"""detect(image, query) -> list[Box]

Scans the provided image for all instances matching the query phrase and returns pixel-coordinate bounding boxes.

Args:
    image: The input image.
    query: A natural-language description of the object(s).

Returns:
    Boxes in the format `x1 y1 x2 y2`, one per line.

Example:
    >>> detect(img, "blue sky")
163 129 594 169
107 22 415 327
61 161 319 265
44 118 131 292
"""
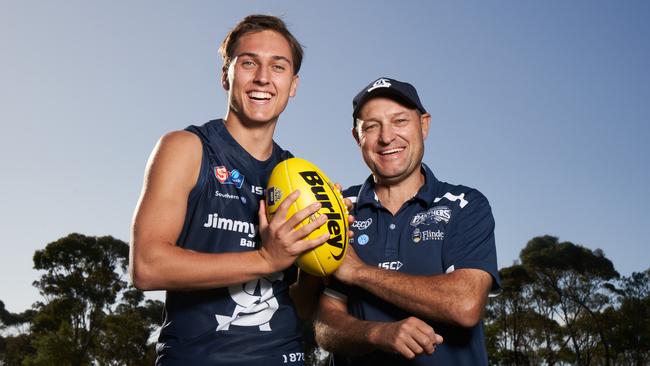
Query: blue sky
1 1 649 312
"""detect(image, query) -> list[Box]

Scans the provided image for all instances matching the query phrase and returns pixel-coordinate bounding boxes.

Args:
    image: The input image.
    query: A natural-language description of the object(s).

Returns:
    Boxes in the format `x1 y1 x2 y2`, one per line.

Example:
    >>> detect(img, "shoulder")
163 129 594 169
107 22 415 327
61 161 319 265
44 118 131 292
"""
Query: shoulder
342 185 363 200
272 141 293 160
433 181 494 233
154 130 202 162
160 129 201 146
145 130 203 187
433 179 490 211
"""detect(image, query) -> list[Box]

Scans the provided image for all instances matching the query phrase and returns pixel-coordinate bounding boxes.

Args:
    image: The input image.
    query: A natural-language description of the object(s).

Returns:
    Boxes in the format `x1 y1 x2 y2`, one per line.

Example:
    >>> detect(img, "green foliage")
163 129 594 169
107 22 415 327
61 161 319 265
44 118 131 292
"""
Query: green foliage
0 333 36 366
486 235 650 366
0 233 162 365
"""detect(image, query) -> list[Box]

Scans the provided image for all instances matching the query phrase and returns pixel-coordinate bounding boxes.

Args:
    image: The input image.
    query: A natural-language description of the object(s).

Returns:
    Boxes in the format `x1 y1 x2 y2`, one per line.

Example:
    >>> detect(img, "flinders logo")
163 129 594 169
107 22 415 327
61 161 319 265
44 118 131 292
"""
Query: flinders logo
412 228 445 243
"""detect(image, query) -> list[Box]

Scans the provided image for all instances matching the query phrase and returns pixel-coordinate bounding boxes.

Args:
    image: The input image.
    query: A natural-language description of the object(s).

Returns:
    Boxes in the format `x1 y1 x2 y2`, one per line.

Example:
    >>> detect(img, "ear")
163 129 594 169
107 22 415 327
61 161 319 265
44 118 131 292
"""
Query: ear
289 74 299 97
221 65 230 91
352 126 361 146
420 113 431 139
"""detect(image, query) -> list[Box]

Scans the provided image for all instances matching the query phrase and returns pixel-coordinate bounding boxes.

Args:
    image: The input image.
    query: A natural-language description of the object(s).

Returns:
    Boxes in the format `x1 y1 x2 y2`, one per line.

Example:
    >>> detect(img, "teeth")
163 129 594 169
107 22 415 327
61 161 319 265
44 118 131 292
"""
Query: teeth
248 91 271 99
380 148 403 155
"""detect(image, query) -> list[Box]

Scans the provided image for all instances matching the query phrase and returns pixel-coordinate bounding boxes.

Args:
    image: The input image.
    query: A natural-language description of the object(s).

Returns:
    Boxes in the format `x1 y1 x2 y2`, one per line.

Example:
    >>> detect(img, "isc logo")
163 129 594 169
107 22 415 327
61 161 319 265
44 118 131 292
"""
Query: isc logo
251 185 264 196
378 261 403 271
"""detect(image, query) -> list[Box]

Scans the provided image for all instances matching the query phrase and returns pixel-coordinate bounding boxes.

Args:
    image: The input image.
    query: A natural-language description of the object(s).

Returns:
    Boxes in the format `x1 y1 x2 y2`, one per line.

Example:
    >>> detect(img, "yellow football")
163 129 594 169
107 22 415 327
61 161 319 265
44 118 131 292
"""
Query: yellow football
266 157 349 277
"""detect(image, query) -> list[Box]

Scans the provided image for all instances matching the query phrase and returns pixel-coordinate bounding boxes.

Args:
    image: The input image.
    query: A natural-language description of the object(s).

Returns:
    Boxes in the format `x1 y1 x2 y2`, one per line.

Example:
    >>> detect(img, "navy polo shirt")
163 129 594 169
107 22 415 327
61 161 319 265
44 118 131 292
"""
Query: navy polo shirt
327 164 500 366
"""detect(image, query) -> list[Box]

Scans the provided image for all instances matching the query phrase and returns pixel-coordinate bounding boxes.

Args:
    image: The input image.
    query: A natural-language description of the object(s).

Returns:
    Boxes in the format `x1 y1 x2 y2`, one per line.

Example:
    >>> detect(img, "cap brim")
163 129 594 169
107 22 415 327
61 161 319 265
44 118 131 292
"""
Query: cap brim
353 88 420 119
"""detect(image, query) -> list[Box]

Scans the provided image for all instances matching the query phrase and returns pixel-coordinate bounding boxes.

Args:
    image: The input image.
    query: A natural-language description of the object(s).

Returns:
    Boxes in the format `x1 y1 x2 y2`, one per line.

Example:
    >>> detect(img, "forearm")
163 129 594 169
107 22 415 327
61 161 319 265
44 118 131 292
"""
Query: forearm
289 271 323 320
351 266 490 327
131 239 275 291
315 305 383 356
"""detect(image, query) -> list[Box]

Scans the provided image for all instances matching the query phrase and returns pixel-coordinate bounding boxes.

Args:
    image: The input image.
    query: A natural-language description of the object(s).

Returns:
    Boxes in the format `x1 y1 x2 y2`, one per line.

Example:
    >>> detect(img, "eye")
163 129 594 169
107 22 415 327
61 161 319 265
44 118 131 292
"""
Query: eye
241 60 256 69
394 118 409 126
271 64 286 72
362 123 379 133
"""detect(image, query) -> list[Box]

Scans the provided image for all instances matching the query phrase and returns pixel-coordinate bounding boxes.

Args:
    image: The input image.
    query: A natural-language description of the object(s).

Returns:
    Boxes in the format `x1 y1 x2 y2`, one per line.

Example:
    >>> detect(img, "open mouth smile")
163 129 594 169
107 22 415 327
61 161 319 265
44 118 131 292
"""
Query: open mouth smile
379 148 405 156
247 91 272 101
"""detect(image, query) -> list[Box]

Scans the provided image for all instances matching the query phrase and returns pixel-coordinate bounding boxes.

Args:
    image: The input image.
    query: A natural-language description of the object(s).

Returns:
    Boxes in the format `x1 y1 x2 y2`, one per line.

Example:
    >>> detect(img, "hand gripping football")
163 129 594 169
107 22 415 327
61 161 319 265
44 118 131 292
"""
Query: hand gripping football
266 158 349 276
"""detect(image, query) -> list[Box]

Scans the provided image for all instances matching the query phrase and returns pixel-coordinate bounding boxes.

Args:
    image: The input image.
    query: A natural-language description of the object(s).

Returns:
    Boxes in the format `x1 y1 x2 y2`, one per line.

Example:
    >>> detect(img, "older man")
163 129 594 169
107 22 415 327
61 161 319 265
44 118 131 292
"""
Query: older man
315 77 501 365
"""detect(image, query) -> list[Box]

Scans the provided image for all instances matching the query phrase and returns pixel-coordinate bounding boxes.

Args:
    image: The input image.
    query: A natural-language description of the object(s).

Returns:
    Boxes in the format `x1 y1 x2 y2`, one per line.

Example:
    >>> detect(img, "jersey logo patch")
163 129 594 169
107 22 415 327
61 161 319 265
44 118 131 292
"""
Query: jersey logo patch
214 166 245 189
203 213 256 238
351 218 372 230
378 261 403 271
357 234 370 245
412 228 444 243
410 206 451 226
215 272 283 332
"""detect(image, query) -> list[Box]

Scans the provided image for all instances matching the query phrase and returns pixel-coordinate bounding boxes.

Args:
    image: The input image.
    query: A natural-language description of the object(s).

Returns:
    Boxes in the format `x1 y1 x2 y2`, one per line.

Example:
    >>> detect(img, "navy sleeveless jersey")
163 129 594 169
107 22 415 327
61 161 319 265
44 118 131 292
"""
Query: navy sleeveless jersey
156 119 305 366
328 164 500 366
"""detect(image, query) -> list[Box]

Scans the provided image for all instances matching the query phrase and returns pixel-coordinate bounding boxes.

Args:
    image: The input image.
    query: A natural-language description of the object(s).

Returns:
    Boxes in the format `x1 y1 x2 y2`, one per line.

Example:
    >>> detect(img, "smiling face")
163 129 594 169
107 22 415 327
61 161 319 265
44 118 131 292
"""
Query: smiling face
354 97 430 186
222 30 299 126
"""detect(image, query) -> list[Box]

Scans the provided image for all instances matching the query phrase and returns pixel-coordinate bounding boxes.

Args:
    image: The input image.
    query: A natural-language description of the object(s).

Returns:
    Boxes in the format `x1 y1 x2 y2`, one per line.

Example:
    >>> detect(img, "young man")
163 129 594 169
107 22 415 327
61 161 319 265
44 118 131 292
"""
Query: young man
130 15 327 365
315 77 501 365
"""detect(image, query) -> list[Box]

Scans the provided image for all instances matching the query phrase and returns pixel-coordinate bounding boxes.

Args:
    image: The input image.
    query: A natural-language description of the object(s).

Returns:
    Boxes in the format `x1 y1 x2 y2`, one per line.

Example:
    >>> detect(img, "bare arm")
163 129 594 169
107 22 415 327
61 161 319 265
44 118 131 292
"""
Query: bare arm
130 131 328 290
314 293 443 359
333 247 493 327
289 270 323 320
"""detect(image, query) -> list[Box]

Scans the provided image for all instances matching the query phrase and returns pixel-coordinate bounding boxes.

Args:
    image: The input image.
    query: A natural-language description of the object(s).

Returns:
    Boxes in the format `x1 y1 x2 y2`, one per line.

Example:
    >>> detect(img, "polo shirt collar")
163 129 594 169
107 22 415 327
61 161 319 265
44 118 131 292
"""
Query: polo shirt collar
355 163 440 208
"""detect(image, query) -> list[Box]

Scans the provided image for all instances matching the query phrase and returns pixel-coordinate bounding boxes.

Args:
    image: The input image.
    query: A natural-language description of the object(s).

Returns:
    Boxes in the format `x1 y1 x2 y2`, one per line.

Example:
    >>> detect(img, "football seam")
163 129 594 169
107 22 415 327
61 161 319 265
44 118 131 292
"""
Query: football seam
284 160 322 276
332 187 349 260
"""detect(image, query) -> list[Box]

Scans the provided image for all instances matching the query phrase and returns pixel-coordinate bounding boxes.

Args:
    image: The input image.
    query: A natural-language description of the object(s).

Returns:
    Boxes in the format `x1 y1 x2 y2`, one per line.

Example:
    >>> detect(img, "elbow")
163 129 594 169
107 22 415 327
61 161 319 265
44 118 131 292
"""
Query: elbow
130 264 155 291
129 245 160 291
130 260 156 291
313 320 334 352
452 298 485 328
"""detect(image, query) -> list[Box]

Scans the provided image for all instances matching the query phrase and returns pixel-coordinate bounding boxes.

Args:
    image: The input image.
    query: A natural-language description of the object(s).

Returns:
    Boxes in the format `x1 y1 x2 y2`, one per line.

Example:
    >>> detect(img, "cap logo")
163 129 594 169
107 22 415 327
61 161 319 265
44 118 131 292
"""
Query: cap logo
367 78 391 92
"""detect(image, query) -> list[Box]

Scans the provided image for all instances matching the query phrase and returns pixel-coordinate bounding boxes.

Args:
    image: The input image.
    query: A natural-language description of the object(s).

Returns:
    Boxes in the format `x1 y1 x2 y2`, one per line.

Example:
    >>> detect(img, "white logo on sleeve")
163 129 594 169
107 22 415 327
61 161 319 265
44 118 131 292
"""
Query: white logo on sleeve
433 192 468 208
215 272 283 332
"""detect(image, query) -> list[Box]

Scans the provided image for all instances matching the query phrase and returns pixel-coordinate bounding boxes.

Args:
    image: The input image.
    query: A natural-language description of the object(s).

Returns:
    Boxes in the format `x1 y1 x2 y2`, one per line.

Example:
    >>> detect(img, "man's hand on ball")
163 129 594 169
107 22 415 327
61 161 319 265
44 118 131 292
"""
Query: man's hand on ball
333 182 355 213
333 182 355 239
257 190 329 272
332 244 365 284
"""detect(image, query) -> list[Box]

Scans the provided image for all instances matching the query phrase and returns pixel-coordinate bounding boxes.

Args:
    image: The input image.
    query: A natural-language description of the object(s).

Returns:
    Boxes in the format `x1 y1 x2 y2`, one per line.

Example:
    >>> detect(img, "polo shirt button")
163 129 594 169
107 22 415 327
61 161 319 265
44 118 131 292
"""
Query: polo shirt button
389 224 396 230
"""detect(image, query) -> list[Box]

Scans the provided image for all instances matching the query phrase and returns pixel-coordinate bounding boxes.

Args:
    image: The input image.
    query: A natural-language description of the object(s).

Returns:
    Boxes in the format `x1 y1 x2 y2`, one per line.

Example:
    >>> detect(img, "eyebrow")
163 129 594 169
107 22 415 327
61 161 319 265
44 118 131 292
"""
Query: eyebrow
361 111 410 123
236 52 292 65
390 111 410 118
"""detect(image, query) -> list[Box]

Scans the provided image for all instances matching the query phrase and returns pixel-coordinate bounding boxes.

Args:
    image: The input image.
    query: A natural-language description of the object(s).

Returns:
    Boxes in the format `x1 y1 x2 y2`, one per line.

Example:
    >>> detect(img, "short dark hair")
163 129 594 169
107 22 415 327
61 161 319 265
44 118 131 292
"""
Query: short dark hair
219 14 304 75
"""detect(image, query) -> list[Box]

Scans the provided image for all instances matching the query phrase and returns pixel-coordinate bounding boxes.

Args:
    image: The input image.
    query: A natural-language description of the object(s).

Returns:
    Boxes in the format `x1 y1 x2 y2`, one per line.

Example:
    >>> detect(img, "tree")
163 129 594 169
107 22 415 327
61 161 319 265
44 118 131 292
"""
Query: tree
519 236 619 366
486 235 627 365
486 264 570 365
1 300 38 365
607 269 650 365
1 233 162 365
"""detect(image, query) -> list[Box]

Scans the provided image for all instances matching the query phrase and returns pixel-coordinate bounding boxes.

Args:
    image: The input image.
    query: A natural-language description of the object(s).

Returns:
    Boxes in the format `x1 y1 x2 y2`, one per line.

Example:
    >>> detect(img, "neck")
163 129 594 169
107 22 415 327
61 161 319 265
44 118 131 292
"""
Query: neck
223 112 277 161
374 166 424 215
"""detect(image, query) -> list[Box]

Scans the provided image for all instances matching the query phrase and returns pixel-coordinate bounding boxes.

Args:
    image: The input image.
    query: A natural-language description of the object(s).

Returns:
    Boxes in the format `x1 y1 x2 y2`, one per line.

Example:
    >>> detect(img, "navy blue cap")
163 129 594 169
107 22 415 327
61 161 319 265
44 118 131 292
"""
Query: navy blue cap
352 77 427 126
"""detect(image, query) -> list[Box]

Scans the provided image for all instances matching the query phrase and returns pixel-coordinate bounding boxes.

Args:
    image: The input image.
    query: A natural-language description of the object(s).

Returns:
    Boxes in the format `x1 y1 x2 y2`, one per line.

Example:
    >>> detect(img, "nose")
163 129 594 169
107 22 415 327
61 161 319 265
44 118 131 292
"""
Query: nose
254 65 269 85
379 124 396 145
